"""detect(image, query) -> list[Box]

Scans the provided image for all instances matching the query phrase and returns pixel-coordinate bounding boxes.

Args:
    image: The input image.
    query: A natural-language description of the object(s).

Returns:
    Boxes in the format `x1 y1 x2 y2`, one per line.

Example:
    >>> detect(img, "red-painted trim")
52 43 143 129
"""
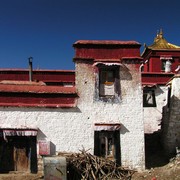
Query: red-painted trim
73 40 140 46
121 56 143 60
0 69 75 83
0 103 76 108
94 123 121 126
141 72 174 75
0 69 75 72
0 128 37 130
94 59 120 62
74 48 140 60
141 72 174 85
0 84 76 94
0 92 77 108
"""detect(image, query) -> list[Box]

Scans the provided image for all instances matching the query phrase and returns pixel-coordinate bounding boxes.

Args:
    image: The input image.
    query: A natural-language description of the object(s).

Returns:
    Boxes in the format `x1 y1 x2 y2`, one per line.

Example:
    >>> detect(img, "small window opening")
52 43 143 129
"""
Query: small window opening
161 59 173 72
143 89 156 107
167 87 171 109
161 60 166 71
99 70 115 97
99 66 120 99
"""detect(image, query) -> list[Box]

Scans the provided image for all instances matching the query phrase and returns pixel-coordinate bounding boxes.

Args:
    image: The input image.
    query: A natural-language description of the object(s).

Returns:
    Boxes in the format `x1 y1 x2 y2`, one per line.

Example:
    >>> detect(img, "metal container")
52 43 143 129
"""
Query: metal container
43 156 67 180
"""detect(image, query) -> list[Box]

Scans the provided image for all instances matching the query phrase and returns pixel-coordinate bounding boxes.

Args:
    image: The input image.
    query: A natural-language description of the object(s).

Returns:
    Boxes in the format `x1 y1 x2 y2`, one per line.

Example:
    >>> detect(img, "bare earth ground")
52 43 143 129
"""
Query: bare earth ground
132 157 180 180
0 157 179 180
0 172 43 180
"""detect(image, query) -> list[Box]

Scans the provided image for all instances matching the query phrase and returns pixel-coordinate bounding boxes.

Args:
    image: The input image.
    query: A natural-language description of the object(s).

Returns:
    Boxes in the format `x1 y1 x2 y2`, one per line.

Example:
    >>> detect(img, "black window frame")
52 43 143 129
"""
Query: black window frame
143 88 156 107
161 60 166 71
97 65 120 102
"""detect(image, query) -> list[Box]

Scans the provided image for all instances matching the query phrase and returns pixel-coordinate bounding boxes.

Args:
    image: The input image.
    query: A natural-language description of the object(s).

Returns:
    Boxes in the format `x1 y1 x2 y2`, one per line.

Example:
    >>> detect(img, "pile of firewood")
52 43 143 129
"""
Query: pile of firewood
63 149 135 180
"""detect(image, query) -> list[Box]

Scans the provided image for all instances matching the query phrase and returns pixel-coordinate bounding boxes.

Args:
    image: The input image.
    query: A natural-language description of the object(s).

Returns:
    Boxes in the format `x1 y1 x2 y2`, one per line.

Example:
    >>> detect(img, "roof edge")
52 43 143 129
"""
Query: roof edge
73 40 141 47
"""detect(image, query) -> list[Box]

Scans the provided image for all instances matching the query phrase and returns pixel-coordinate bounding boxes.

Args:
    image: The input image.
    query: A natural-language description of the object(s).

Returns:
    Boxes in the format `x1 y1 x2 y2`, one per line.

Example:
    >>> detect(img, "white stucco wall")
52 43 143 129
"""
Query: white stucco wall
75 62 145 170
143 86 168 133
0 62 145 170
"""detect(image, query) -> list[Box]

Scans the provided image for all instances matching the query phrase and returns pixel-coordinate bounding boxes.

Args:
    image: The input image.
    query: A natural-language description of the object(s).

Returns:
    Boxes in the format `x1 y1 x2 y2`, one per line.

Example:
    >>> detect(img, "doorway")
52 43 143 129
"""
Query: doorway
0 136 37 173
94 130 121 164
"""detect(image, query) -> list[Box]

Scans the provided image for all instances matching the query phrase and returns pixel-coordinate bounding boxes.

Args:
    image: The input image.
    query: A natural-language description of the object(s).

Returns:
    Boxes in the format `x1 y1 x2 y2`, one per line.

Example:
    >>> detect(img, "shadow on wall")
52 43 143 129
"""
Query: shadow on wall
38 129 56 155
120 66 132 81
155 86 164 96
120 124 130 135
161 95 180 156
145 131 169 169
38 129 47 140
50 141 56 155
1 107 82 113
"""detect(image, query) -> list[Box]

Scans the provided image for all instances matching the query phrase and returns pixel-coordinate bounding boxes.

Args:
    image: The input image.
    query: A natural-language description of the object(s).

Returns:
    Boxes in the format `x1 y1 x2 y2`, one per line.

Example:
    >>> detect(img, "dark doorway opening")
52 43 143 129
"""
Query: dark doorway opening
94 130 121 165
145 132 168 169
0 136 37 173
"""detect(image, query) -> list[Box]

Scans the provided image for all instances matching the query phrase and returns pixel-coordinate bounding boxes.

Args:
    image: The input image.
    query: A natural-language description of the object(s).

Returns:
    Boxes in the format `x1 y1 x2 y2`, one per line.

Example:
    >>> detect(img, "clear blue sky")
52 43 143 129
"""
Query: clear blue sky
0 0 180 70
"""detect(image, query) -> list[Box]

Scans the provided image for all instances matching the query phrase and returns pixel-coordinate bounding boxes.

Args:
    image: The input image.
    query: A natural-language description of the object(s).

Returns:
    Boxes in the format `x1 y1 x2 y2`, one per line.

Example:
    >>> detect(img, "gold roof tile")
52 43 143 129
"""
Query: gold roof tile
148 29 180 49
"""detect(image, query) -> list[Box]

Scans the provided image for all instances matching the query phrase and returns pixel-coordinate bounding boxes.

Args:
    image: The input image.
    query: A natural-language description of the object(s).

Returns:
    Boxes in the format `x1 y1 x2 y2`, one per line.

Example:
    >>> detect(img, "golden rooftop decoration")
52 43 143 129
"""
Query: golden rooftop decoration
148 29 180 49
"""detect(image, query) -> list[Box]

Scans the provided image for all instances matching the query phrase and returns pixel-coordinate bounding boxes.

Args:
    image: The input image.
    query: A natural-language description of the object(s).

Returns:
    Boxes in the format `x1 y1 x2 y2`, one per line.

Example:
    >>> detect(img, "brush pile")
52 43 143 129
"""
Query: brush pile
61 149 135 180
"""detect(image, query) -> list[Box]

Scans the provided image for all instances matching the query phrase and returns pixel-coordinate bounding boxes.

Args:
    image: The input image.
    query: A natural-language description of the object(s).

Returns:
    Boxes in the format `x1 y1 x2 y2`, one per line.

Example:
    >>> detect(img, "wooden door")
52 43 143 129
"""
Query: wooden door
14 147 29 171
0 136 37 173
14 137 29 172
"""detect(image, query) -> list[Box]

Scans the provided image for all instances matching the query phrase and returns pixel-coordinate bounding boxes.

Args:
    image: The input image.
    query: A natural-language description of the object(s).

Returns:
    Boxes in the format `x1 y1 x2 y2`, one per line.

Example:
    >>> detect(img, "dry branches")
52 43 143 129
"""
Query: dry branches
64 149 135 180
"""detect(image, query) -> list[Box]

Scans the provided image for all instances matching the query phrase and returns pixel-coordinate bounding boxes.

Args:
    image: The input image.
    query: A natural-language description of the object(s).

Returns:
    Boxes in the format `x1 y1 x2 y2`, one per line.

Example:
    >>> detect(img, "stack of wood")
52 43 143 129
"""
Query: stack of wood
62 149 135 180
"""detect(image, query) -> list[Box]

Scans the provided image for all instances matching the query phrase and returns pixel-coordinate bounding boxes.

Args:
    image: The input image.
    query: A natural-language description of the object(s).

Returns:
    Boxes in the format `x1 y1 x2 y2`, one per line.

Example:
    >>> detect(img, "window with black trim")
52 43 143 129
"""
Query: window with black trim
99 66 120 99
143 89 156 107
94 131 120 163
161 60 166 71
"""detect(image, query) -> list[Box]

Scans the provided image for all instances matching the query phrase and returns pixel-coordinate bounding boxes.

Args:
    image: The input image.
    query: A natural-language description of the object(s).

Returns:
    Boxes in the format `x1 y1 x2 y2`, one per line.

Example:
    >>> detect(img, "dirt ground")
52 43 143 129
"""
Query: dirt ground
0 158 179 180
132 156 180 180
0 171 43 180
0 157 179 180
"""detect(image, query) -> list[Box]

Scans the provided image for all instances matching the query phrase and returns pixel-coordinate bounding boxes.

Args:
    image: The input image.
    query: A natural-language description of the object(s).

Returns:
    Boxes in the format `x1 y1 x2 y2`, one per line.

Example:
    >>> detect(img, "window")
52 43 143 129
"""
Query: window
143 89 156 107
161 60 172 72
160 56 173 72
99 132 114 158
98 66 120 99
167 87 171 109
99 69 115 97
94 131 120 163
161 60 166 71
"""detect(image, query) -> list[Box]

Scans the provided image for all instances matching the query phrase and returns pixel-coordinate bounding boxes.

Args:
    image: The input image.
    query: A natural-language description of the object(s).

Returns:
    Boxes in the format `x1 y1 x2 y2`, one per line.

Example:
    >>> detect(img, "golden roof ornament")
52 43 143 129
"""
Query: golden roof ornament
149 29 180 49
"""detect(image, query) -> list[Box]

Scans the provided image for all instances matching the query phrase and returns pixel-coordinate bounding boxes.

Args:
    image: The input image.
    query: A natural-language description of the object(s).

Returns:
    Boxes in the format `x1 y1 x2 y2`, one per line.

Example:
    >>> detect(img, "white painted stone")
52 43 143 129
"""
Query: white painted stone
143 86 167 133
0 62 145 170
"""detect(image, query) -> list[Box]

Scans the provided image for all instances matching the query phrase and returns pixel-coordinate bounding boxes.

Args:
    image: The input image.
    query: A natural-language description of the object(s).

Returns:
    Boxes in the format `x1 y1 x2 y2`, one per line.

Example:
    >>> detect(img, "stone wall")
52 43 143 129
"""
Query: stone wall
75 61 145 169
0 62 145 170
163 75 180 155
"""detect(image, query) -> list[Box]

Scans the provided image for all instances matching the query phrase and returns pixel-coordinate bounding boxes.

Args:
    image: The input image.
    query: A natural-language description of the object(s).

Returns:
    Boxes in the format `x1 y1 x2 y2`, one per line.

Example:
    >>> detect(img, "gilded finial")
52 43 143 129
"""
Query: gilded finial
157 30 159 37
160 28 163 35
154 28 163 42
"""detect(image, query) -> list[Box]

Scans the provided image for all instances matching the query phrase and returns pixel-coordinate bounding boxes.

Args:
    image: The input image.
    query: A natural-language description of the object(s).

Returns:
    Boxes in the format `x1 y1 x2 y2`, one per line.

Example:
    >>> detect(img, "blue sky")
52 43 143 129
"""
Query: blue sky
0 0 180 70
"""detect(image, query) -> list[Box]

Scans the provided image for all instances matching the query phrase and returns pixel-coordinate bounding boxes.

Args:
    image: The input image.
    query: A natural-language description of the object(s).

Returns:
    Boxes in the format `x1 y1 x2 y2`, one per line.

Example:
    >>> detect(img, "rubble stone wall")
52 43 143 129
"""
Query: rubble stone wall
163 76 180 155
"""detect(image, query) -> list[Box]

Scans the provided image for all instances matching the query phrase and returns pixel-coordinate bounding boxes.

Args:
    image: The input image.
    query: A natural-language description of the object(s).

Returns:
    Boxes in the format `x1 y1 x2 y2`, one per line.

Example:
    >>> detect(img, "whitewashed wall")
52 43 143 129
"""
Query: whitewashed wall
0 62 145 170
75 62 145 170
143 86 167 133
